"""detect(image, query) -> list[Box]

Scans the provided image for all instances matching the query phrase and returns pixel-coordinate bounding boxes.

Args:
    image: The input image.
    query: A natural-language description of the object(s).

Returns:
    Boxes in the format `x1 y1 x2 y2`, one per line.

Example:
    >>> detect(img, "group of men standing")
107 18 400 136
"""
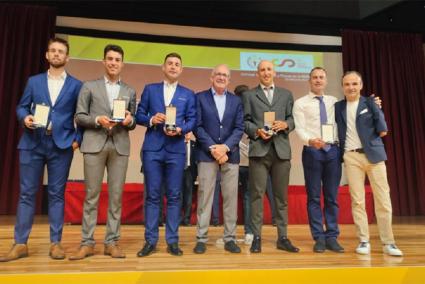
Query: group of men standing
0 37 402 262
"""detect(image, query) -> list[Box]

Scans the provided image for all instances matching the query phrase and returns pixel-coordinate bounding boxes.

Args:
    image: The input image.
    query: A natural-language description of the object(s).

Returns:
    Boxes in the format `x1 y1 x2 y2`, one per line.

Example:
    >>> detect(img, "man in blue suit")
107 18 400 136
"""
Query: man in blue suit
0 38 82 262
335 71 403 257
136 53 196 257
192 64 244 254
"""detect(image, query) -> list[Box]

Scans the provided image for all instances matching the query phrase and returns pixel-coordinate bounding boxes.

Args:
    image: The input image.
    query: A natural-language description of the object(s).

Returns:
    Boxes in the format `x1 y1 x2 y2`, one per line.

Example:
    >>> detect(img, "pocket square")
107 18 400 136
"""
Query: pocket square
359 108 368 115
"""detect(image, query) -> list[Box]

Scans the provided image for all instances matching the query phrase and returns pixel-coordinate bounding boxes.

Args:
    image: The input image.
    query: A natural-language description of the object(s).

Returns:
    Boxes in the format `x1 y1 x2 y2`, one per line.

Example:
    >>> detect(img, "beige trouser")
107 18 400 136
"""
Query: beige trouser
343 151 395 244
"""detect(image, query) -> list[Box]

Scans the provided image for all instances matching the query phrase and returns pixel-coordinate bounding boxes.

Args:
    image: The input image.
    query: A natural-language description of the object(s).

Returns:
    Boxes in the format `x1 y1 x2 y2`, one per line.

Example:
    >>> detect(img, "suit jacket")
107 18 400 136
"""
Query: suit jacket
75 78 137 155
335 96 388 163
242 85 295 159
136 82 196 154
16 72 82 150
194 89 244 164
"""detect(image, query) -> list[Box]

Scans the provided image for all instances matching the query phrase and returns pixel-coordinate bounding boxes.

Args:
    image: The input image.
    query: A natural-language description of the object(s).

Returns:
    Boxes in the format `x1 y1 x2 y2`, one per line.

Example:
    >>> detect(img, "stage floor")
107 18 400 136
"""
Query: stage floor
0 216 424 283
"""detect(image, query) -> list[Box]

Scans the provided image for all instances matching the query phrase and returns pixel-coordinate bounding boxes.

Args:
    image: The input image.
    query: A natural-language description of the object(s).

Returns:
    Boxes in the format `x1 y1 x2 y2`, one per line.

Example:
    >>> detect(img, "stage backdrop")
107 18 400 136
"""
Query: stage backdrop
61 35 344 185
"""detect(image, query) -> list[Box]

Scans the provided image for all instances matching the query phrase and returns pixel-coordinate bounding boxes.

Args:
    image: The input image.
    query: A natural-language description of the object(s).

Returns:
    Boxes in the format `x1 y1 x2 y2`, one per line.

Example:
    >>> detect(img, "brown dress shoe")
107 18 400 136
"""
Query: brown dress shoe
0 244 28 262
49 243 66 260
68 245 94 260
104 244 126 258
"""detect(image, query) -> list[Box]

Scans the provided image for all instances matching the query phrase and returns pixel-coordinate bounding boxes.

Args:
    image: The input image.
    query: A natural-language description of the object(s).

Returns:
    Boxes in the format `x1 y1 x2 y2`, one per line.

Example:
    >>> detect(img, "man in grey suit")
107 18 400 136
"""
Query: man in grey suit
69 44 136 260
242 60 299 253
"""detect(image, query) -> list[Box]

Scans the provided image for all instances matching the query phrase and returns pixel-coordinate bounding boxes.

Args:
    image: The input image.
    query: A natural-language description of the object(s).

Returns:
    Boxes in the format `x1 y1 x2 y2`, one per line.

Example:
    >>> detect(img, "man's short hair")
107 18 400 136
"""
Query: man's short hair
104 44 124 60
48 37 70 55
309 67 327 78
342 70 363 83
164 52 182 64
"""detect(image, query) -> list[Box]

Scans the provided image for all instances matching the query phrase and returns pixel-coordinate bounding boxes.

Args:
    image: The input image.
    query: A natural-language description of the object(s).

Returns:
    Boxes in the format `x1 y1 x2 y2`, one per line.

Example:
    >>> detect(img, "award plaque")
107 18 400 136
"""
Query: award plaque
263 111 275 136
33 104 50 128
321 124 335 144
111 99 126 122
165 105 177 132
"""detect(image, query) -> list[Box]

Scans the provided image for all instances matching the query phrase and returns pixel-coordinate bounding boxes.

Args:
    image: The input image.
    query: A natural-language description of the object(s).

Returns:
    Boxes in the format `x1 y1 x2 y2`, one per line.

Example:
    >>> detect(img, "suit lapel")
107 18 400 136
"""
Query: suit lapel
356 96 367 121
97 78 112 113
221 91 232 123
205 89 221 122
53 75 71 106
341 100 347 125
271 87 281 107
42 73 53 106
254 85 270 106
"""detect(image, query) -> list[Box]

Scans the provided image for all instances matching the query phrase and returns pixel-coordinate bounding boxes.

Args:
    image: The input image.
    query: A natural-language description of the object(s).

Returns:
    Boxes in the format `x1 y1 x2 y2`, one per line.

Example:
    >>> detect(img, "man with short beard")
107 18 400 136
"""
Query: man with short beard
0 38 82 262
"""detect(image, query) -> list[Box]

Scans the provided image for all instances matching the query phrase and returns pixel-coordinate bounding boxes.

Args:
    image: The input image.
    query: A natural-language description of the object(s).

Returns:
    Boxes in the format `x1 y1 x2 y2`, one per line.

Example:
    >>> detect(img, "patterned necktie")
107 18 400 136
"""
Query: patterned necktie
315 96 330 152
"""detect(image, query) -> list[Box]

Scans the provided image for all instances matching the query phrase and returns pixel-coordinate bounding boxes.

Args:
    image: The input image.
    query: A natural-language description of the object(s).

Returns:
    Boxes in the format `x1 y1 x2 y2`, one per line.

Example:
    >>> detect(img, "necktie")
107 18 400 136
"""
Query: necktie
265 87 273 104
315 96 330 152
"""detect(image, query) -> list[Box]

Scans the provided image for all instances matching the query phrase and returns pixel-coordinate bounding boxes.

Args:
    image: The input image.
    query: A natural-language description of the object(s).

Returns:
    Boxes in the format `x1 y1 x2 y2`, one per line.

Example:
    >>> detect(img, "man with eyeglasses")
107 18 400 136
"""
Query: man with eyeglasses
192 64 244 254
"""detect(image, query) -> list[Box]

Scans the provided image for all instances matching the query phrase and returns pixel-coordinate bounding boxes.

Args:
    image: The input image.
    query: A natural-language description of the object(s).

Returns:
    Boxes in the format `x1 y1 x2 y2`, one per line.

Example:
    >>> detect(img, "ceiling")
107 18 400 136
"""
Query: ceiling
15 1 425 40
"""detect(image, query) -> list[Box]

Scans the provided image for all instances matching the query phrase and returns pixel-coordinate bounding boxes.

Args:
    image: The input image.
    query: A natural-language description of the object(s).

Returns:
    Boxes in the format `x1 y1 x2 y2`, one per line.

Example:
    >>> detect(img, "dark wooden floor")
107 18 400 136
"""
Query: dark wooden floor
0 216 424 274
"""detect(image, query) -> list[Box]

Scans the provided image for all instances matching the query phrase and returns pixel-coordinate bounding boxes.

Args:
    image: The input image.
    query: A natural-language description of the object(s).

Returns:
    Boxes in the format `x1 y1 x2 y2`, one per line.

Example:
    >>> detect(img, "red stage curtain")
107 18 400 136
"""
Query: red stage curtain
342 29 425 215
0 4 56 214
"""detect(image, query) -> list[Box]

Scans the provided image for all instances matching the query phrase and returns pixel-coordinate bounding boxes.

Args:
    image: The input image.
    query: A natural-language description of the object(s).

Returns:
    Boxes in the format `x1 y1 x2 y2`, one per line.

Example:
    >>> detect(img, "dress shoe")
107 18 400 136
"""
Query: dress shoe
224 240 241 253
104 244 126 258
137 242 157 257
167 243 183 256
193 242 206 254
68 245 94 260
276 237 300 253
0 244 28 262
250 236 261 253
325 238 344 253
313 239 326 253
49 243 65 260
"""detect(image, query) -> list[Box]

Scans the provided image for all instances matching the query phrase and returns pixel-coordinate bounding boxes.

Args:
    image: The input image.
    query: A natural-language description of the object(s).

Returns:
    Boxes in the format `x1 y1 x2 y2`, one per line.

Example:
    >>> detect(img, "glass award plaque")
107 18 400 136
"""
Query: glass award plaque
33 104 50 128
165 105 177 132
111 99 126 122
321 124 335 144
263 111 275 136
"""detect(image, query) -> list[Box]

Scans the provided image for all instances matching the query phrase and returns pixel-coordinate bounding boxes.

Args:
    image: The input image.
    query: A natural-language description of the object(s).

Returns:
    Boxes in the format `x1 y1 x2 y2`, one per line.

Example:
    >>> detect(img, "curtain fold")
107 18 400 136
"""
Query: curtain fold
0 3 56 214
342 29 425 215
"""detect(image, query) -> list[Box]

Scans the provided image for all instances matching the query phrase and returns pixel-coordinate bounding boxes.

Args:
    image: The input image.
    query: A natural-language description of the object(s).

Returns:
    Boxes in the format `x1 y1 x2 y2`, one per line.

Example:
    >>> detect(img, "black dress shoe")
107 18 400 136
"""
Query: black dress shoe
224 240 241 253
276 237 300 253
193 242 206 254
326 238 344 253
250 236 261 253
313 239 326 253
137 242 156 257
167 243 183 256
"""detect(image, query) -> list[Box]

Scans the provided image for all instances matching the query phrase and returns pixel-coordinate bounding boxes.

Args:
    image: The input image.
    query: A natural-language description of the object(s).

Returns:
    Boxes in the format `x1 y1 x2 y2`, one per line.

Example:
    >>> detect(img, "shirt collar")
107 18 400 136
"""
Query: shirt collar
164 80 178 88
308 91 325 99
104 76 121 85
47 70 67 80
260 83 274 91
211 87 227 96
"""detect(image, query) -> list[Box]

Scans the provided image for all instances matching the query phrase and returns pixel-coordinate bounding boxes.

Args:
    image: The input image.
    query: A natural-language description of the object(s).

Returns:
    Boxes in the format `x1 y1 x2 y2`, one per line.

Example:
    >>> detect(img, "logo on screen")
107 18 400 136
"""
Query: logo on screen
240 52 314 73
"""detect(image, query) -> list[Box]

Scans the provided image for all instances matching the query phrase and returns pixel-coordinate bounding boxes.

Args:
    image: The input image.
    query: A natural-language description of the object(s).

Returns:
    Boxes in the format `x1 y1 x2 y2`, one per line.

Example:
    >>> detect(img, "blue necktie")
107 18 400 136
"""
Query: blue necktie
315 96 330 152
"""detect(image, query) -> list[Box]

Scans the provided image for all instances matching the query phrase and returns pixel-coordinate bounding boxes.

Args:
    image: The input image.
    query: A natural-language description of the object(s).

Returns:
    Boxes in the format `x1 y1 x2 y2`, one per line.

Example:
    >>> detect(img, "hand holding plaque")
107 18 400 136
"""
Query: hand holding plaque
263 111 275 136
165 105 177 133
33 104 50 128
111 99 126 122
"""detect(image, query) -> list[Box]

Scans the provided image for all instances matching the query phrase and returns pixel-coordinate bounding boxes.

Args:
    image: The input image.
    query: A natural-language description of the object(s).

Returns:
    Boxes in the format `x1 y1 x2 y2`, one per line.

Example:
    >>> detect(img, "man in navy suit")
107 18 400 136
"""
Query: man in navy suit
335 71 403 257
192 64 244 254
136 53 196 257
0 38 82 262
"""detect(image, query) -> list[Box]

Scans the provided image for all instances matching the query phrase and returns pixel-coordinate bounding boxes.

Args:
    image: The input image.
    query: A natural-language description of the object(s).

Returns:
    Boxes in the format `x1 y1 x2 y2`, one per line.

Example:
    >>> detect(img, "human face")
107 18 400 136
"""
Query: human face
103 50 124 80
256 60 275 87
210 65 230 94
309 69 327 95
45 42 69 69
162 56 183 83
342 73 363 102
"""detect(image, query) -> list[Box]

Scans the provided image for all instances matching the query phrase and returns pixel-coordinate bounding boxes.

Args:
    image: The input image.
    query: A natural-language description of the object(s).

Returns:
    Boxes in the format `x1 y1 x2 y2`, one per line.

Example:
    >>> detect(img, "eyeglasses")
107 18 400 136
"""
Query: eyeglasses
214 72 229 78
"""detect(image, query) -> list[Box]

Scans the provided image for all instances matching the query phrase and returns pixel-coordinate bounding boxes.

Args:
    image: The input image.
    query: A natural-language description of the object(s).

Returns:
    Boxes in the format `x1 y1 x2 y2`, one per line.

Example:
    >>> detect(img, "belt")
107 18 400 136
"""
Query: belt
45 129 52 136
348 148 364 153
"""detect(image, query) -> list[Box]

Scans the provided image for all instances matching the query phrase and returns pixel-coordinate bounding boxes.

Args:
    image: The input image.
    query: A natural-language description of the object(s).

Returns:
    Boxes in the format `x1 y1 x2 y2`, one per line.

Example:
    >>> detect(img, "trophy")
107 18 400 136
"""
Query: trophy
263 111 275 136
165 105 177 132
111 99 126 122
321 124 335 144
33 104 50 128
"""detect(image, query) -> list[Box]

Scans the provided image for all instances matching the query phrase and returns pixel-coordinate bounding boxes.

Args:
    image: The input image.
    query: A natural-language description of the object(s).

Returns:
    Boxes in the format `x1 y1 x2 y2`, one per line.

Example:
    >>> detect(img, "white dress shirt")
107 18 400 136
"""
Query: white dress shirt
164 80 177 106
293 91 337 145
47 70 66 106
104 76 121 110
345 100 363 151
